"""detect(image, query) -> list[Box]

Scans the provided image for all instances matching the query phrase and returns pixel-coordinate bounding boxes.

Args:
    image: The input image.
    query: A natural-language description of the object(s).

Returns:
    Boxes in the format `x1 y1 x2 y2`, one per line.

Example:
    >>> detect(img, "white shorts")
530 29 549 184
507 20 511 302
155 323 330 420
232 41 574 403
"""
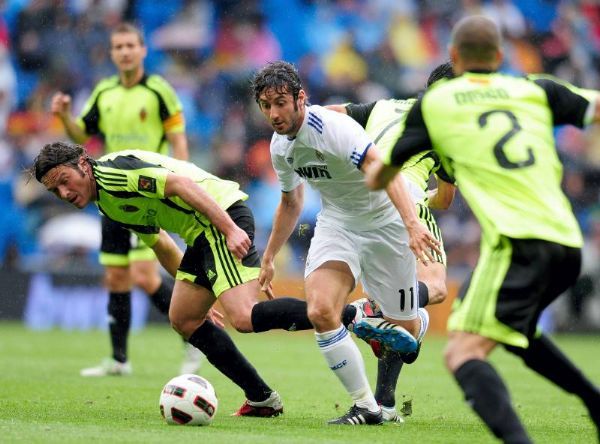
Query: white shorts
305 218 418 320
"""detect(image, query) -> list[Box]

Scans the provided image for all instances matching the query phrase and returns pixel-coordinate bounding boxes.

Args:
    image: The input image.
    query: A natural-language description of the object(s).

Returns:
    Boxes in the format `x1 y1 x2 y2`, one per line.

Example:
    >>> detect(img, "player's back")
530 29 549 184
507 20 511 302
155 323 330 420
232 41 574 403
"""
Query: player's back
94 150 246 245
99 149 216 182
421 73 582 247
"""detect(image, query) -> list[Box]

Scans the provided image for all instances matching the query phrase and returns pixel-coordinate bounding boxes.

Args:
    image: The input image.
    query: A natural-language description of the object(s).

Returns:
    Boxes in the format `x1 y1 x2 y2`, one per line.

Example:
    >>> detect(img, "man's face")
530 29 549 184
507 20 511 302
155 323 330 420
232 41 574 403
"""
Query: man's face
110 32 146 74
257 87 305 136
41 163 95 209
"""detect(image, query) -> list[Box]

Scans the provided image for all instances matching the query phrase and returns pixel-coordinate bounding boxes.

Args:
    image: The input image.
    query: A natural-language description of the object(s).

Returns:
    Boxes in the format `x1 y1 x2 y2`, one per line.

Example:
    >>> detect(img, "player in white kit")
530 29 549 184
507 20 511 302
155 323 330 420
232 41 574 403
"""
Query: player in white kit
251 61 434 425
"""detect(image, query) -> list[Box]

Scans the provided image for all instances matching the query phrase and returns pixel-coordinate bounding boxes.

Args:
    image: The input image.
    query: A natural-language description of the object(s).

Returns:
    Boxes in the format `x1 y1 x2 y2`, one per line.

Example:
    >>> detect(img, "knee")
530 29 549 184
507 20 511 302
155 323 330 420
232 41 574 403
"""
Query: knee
444 337 487 372
169 313 186 337
307 303 338 331
169 313 200 339
170 318 185 337
443 341 460 372
104 266 131 292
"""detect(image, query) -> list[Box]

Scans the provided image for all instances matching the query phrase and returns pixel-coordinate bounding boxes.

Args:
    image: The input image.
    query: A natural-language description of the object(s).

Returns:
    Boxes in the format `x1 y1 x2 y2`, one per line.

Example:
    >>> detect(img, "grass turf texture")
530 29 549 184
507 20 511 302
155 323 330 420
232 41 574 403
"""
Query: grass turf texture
0 322 598 443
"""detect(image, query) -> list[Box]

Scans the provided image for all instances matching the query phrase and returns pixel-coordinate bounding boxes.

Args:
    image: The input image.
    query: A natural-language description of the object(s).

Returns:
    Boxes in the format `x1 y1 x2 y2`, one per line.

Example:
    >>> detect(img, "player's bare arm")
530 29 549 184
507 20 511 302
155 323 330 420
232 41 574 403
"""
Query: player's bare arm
166 131 189 161
387 174 441 263
365 158 400 191
150 229 184 277
50 92 89 144
164 173 250 260
427 179 456 210
259 184 305 294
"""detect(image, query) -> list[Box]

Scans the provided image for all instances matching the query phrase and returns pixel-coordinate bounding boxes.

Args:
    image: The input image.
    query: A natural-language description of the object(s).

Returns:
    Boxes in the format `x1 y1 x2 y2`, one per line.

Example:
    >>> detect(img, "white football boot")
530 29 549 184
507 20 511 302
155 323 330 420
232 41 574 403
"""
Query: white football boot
381 405 405 423
80 358 132 377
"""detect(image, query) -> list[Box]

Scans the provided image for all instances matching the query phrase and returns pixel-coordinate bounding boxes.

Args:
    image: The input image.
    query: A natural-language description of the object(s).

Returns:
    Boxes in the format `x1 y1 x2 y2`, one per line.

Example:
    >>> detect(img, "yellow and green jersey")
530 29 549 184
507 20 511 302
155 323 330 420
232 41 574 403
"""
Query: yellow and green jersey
78 74 185 155
527 73 600 103
93 150 247 246
346 99 454 206
388 72 591 247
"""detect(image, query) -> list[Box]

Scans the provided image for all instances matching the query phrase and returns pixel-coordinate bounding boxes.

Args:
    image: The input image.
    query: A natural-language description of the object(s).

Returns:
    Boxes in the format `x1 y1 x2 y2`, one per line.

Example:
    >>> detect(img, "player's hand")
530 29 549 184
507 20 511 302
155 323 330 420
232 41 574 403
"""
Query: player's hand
50 92 72 119
259 257 275 297
263 282 274 300
207 307 225 329
225 226 250 260
407 221 441 265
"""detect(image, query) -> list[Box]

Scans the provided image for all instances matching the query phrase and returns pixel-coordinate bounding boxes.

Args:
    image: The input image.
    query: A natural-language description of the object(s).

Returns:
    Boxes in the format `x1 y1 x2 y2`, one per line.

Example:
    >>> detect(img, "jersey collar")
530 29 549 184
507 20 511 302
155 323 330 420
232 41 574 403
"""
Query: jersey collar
119 73 148 87
292 105 312 141
464 69 494 74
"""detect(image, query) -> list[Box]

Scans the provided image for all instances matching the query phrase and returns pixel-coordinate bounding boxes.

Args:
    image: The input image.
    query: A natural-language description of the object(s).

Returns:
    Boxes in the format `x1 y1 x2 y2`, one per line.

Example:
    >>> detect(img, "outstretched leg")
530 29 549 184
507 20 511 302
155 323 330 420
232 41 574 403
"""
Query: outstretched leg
505 334 600 433
187 320 273 401
170 279 282 416
220 276 362 334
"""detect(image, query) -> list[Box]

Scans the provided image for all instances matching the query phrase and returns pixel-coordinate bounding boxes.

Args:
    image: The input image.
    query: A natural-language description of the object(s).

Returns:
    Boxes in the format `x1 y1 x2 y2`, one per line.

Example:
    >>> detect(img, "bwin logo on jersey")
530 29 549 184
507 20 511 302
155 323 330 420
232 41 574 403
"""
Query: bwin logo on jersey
330 359 348 370
294 165 331 179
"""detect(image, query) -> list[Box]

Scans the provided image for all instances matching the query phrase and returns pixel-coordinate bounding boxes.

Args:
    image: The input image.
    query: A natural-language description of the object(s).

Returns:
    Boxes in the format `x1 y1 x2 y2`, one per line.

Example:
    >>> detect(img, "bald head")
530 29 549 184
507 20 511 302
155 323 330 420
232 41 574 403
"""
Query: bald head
450 15 502 72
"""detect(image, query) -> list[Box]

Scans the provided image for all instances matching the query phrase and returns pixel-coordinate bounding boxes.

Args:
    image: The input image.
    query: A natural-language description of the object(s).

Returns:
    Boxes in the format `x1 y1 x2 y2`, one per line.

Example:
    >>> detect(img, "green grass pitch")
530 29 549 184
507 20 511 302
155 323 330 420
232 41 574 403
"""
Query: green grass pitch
0 322 598 443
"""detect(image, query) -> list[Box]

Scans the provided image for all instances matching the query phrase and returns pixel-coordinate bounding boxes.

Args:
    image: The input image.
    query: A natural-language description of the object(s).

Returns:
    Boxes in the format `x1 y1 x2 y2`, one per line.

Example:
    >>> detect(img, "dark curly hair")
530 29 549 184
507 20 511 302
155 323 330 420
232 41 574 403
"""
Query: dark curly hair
251 61 303 105
30 141 91 182
426 62 454 88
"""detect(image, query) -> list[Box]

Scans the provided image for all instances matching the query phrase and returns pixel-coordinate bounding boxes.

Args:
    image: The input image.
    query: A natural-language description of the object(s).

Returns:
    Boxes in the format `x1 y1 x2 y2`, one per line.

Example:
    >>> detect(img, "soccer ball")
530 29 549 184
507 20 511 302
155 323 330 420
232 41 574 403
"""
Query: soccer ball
159 374 218 426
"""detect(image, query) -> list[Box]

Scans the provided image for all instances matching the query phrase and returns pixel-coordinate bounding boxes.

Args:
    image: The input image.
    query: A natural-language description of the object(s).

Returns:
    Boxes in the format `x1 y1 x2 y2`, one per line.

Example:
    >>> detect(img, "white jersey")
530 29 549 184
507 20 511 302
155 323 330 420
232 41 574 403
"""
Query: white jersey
270 104 400 231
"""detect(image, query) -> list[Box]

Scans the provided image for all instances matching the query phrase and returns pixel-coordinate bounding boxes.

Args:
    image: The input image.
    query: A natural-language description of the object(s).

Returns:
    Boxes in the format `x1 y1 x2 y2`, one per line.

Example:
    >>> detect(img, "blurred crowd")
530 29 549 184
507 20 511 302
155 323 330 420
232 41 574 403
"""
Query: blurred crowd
1 0 600 328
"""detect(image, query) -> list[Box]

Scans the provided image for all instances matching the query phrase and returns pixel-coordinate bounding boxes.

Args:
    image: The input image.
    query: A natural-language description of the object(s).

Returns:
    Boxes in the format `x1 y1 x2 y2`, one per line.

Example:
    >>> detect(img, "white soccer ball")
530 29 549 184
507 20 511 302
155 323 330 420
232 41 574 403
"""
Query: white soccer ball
159 374 218 426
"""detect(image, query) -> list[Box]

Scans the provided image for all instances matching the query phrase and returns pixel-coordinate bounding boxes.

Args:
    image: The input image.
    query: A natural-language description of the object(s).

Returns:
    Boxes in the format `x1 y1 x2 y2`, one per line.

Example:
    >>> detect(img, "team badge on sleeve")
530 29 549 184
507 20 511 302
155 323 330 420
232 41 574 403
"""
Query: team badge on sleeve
138 175 157 193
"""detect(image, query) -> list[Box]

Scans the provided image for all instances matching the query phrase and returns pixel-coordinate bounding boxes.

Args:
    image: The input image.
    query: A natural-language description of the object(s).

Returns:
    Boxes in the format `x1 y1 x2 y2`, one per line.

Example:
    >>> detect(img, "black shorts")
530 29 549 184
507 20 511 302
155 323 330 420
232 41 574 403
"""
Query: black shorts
449 237 581 347
99 216 155 266
176 201 261 296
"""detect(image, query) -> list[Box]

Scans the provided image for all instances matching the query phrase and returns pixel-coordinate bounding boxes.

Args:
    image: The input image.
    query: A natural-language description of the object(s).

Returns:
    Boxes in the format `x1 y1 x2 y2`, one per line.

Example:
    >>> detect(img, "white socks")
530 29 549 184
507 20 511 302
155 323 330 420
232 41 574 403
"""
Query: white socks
315 324 378 412
416 308 429 342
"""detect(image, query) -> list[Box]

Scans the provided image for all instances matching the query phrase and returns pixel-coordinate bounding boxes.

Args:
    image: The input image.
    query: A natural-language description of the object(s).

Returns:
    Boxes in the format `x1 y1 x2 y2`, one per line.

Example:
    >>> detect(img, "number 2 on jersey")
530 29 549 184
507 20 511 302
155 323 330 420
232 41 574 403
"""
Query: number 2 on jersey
478 110 535 169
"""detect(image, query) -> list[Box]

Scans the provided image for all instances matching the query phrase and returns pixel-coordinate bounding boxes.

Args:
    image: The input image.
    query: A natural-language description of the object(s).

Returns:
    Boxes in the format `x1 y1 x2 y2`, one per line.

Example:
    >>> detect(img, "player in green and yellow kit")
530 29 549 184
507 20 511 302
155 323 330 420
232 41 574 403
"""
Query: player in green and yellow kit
31 141 368 417
50 23 194 376
367 16 600 443
32 142 289 416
